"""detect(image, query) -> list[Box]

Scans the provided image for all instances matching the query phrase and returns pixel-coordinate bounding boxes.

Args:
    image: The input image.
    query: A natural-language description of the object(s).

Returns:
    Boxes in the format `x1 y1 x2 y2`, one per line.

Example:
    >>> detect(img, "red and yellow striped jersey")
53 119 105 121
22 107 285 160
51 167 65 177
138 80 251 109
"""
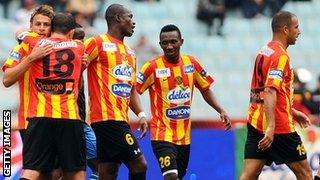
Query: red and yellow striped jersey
84 34 136 123
1 32 39 129
136 55 214 145
26 37 84 120
248 41 295 134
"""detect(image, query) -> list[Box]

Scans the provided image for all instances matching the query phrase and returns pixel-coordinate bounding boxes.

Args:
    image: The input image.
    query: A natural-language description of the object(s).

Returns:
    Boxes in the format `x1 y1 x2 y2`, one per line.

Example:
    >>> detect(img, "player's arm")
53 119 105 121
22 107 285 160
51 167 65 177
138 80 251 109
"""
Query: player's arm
129 86 149 139
200 89 231 131
3 42 53 87
292 108 311 128
84 36 99 65
258 87 276 151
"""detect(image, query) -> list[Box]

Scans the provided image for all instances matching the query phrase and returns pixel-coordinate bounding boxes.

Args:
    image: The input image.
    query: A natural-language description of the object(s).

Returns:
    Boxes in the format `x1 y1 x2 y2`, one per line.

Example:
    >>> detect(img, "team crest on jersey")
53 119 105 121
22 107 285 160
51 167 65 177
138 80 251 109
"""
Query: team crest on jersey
156 68 170 78
184 65 195 74
113 64 133 81
102 42 117 52
166 86 191 104
137 72 145 84
166 105 191 120
10 51 21 61
111 83 132 98
121 53 128 63
175 76 183 85
269 69 283 80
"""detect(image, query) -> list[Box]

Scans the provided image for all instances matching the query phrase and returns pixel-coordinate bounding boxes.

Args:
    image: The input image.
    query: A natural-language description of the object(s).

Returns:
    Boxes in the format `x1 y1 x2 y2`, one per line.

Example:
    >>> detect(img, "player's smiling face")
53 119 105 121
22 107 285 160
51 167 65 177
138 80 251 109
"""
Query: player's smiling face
159 31 183 62
30 14 51 37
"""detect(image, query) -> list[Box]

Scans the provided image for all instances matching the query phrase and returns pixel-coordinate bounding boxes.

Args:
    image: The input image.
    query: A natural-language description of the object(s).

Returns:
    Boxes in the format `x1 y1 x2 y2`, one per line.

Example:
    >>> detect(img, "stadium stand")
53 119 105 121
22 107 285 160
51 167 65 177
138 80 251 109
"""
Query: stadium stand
0 0 319 120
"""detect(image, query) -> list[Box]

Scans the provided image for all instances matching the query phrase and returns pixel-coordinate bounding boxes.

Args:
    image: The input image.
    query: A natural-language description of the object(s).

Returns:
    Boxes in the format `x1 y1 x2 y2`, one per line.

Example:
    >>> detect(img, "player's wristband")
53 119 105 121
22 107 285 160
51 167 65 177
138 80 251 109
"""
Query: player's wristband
138 112 147 119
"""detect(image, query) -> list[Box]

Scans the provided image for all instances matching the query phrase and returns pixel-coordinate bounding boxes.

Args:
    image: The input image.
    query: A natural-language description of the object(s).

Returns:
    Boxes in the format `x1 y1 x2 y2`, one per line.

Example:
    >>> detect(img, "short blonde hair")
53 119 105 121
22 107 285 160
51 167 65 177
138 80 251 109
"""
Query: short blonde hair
30 5 54 23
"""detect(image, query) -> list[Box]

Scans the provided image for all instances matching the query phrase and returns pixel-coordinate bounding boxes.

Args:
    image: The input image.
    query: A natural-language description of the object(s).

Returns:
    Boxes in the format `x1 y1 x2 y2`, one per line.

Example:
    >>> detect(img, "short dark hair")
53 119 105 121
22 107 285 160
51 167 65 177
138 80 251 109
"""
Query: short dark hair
73 23 85 40
271 11 296 33
51 13 76 34
105 4 125 27
160 24 182 39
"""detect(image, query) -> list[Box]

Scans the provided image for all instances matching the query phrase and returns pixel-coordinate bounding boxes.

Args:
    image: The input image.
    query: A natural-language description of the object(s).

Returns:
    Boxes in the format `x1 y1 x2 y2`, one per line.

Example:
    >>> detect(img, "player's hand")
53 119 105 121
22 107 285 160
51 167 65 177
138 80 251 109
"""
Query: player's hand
29 42 53 62
137 117 148 139
258 127 274 151
294 111 311 128
81 53 88 72
220 111 231 131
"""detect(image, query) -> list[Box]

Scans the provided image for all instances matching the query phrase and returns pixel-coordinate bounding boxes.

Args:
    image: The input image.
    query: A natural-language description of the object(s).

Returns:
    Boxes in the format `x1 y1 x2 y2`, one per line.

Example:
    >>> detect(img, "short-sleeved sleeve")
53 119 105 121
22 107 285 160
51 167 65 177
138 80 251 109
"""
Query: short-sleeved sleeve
265 54 289 91
193 58 214 92
84 36 99 63
136 61 154 94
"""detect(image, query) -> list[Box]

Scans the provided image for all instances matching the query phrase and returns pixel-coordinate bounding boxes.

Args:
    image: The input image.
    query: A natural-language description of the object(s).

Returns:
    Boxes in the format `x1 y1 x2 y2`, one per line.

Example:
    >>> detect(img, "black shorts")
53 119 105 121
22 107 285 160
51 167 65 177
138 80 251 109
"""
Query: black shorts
23 118 86 172
151 141 190 179
91 121 142 163
244 123 307 165
19 129 27 143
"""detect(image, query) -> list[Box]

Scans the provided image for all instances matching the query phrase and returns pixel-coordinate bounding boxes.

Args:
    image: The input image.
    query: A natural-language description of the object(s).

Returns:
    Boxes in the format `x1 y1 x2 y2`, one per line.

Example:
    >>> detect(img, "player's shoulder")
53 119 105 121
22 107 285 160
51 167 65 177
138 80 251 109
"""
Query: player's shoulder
73 39 84 46
87 34 105 41
181 54 202 65
183 54 197 61
84 34 104 47
141 55 162 70
151 55 165 64
18 31 39 42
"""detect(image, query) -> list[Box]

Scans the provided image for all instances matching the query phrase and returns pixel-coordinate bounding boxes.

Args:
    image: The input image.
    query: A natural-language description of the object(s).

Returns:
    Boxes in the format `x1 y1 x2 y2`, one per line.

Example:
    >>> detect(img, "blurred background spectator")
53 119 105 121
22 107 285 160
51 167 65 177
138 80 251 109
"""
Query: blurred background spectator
0 0 319 178
241 0 288 19
35 0 66 11
196 0 225 36
134 0 161 2
0 0 12 18
65 0 96 26
293 68 318 124
14 0 36 31
311 75 320 125
133 34 160 68
71 10 96 38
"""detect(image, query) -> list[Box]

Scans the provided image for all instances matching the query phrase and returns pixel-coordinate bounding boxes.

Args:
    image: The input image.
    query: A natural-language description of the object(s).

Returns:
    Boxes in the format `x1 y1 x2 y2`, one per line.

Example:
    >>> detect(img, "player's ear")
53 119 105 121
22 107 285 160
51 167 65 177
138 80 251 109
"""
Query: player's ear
283 25 289 35
180 38 184 45
68 29 75 39
115 14 122 22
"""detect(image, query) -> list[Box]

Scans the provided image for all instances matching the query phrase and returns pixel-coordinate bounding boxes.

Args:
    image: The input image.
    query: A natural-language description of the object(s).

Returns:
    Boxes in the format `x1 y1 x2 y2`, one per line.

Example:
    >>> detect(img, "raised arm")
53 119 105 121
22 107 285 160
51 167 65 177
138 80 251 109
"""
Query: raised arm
3 43 52 87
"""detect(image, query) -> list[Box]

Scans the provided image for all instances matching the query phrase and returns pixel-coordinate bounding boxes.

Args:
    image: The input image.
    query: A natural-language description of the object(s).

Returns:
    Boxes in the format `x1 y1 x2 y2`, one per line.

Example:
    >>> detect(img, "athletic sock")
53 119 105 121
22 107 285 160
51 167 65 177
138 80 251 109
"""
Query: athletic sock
129 172 146 180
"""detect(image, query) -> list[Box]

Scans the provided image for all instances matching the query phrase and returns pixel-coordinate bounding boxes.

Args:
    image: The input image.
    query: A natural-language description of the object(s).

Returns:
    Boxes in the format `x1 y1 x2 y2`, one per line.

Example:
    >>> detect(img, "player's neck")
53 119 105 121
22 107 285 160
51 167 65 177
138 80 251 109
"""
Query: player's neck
107 30 124 42
272 35 288 49
50 32 69 39
165 55 180 64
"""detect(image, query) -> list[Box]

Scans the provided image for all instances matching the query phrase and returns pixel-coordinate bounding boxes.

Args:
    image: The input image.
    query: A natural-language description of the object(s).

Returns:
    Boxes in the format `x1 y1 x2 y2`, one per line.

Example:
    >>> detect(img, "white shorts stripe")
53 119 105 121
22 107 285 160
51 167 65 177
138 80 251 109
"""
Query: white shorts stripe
163 169 178 176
